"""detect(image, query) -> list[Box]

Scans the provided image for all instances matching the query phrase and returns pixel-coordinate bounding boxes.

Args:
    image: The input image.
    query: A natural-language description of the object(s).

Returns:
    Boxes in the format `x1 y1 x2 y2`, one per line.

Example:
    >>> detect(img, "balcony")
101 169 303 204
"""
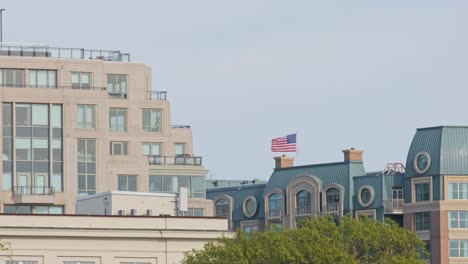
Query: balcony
326 203 340 215
147 155 203 166
12 186 55 204
383 199 404 214
296 206 312 217
0 84 107 90
147 91 167 100
268 209 282 222
0 44 130 62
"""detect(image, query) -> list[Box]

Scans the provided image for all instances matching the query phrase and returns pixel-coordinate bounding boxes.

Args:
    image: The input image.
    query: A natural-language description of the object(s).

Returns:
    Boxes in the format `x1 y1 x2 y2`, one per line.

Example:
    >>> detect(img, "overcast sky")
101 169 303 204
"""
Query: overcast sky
3 1 468 180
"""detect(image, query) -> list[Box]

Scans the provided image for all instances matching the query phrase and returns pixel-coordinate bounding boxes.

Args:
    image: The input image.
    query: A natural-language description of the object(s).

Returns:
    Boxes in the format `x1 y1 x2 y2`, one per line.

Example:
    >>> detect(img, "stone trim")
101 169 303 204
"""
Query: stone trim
213 194 233 230
264 189 284 228
242 196 257 218
411 176 433 203
322 183 345 216
285 175 321 228
357 185 375 208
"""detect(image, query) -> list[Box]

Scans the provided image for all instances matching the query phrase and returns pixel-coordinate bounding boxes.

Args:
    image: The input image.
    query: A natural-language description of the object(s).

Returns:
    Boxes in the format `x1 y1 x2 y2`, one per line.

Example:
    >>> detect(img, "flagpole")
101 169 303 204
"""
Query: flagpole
296 130 299 166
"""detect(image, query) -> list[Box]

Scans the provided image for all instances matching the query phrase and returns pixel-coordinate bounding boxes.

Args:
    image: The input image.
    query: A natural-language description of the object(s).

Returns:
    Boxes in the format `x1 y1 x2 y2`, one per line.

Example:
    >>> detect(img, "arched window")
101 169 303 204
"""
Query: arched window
215 198 230 218
268 193 282 222
326 188 340 214
296 190 311 217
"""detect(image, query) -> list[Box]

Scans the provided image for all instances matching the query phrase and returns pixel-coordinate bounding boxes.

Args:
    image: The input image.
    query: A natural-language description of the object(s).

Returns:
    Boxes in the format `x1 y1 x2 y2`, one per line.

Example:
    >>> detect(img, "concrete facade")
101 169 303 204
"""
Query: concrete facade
0 214 229 264
0 50 209 214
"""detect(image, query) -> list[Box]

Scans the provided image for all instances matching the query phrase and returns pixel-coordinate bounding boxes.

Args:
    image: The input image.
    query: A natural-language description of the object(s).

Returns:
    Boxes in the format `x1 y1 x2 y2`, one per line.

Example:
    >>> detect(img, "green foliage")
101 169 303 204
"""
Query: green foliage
183 215 427 264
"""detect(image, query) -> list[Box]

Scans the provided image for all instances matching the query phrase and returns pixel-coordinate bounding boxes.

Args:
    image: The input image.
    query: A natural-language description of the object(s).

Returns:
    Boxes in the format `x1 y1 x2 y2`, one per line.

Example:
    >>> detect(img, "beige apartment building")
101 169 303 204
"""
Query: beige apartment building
0 45 209 214
0 214 229 264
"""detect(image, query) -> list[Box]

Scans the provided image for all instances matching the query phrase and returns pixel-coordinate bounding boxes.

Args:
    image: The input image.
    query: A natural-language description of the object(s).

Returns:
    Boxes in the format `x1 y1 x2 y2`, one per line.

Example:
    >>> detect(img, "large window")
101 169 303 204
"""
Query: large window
215 198 230 218
449 182 468 200
326 188 340 214
109 108 127 131
296 190 311 217
4 205 63 214
77 105 95 128
415 183 430 201
148 175 204 198
78 139 96 196
175 143 186 155
142 109 162 132
71 72 92 89
29 70 56 88
3 103 13 191
0 69 25 87
118 175 138 191
416 212 430 231
107 74 127 98
449 211 468 229
187 208 205 217
450 240 468 257
268 193 282 222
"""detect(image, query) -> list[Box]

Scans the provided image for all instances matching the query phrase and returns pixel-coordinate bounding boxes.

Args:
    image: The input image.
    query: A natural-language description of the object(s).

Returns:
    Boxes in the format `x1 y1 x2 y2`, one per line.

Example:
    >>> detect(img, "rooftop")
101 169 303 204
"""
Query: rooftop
0 43 130 62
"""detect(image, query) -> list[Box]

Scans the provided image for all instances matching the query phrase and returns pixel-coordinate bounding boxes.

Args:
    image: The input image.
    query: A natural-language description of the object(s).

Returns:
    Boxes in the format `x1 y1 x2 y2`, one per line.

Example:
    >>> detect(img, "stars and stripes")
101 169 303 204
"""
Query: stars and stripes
271 134 297 152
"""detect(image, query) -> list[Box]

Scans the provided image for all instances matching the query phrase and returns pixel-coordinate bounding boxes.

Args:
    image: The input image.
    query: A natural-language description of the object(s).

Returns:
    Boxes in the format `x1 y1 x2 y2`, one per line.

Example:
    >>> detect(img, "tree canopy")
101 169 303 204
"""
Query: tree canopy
183 215 427 264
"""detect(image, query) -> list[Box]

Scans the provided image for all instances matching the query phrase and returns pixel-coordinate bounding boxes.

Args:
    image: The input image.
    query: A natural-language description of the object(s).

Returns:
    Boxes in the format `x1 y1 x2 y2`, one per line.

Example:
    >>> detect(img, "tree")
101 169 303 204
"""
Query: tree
183 215 427 264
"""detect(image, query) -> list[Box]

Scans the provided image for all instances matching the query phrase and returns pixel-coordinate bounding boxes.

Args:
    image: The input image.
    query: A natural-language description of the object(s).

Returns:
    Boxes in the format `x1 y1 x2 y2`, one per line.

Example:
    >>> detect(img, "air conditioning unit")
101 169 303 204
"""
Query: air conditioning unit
117 210 126 216
130 209 138 216
146 209 153 216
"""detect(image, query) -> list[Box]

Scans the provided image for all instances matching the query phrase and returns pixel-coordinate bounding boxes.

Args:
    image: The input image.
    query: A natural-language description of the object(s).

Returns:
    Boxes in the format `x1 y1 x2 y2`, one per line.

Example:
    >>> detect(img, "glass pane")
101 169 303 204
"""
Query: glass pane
128 175 137 191
175 144 185 155
49 206 63 214
87 174 95 193
118 175 127 191
35 206 49 214
2 103 12 126
78 174 86 192
113 143 122 155
32 104 48 126
87 139 96 158
51 105 62 128
16 104 31 126
151 144 160 155
2 173 11 190
143 144 150 156
29 70 37 86
52 173 62 192
191 176 204 193
149 175 162 192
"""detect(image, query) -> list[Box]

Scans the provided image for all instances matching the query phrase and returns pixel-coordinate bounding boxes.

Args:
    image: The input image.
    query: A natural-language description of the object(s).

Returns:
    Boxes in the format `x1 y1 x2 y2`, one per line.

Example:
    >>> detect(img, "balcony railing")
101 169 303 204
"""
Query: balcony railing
296 206 312 217
13 186 55 196
147 155 203 166
268 209 282 222
108 92 127 98
326 203 340 214
0 84 107 90
383 199 404 214
172 125 191 129
0 45 130 61
147 91 167 100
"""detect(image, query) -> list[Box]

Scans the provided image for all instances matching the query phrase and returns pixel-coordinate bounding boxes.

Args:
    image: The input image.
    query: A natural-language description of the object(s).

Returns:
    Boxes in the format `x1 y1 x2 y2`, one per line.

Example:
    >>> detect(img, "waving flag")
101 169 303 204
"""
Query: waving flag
271 134 297 152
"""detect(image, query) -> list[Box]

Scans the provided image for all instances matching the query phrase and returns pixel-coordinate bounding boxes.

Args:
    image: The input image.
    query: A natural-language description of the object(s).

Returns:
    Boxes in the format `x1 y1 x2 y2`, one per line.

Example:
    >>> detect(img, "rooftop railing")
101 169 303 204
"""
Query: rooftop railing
13 186 55 196
0 45 130 62
147 155 203 166
0 84 107 90
147 91 167 100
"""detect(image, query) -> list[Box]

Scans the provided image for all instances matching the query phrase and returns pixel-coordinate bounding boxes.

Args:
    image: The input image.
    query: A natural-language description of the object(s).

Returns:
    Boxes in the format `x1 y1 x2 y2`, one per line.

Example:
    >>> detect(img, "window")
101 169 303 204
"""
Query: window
142 109 162 132
3 173 11 190
268 193 282 222
450 240 468 257
107 74 127 98
110 141 128 155
6 261 38 264
241 221 259 233
149 175 162 192
449 211 468 229
109 108 127 131
149 175 204 198
296 190 311 217
143 143 161 156
78 139 96 196
415 183 430 201
326 188 340 214
243 196 258 218
4 205 63 214
187 208 205 216
416 212 430 231
77 105 95 128
29 69 56 88
118 175 138 191
449 182 468 200
215 198 230 218
72 72 92 89
175 143 185 155
0 69 25 87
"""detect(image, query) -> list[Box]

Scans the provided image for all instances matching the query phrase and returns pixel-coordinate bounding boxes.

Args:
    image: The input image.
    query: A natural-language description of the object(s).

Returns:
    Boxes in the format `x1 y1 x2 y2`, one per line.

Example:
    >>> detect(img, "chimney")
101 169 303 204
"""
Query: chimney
342 148 364 162
274 155 295 169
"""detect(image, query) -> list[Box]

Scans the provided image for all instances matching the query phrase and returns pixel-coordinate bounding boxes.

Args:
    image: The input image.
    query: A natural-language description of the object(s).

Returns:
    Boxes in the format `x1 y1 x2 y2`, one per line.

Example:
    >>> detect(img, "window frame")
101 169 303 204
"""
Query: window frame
71 72 92 89
415 211 431 231
118 175 138 192
142 108 162 132
411 177 432 203
109 108 128 132
110 141 128 155
77 104 96 129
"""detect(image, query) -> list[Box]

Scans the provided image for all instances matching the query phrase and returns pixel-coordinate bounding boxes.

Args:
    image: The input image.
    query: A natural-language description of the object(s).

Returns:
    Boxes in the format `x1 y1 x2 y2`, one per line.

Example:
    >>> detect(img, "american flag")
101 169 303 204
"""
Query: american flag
271 134 297 152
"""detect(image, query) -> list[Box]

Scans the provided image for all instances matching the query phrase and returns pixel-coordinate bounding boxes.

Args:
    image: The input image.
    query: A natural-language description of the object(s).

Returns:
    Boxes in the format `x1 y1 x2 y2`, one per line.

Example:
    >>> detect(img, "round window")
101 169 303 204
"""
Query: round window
243 196 257 218
414 151 431 174
358 186 375 207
